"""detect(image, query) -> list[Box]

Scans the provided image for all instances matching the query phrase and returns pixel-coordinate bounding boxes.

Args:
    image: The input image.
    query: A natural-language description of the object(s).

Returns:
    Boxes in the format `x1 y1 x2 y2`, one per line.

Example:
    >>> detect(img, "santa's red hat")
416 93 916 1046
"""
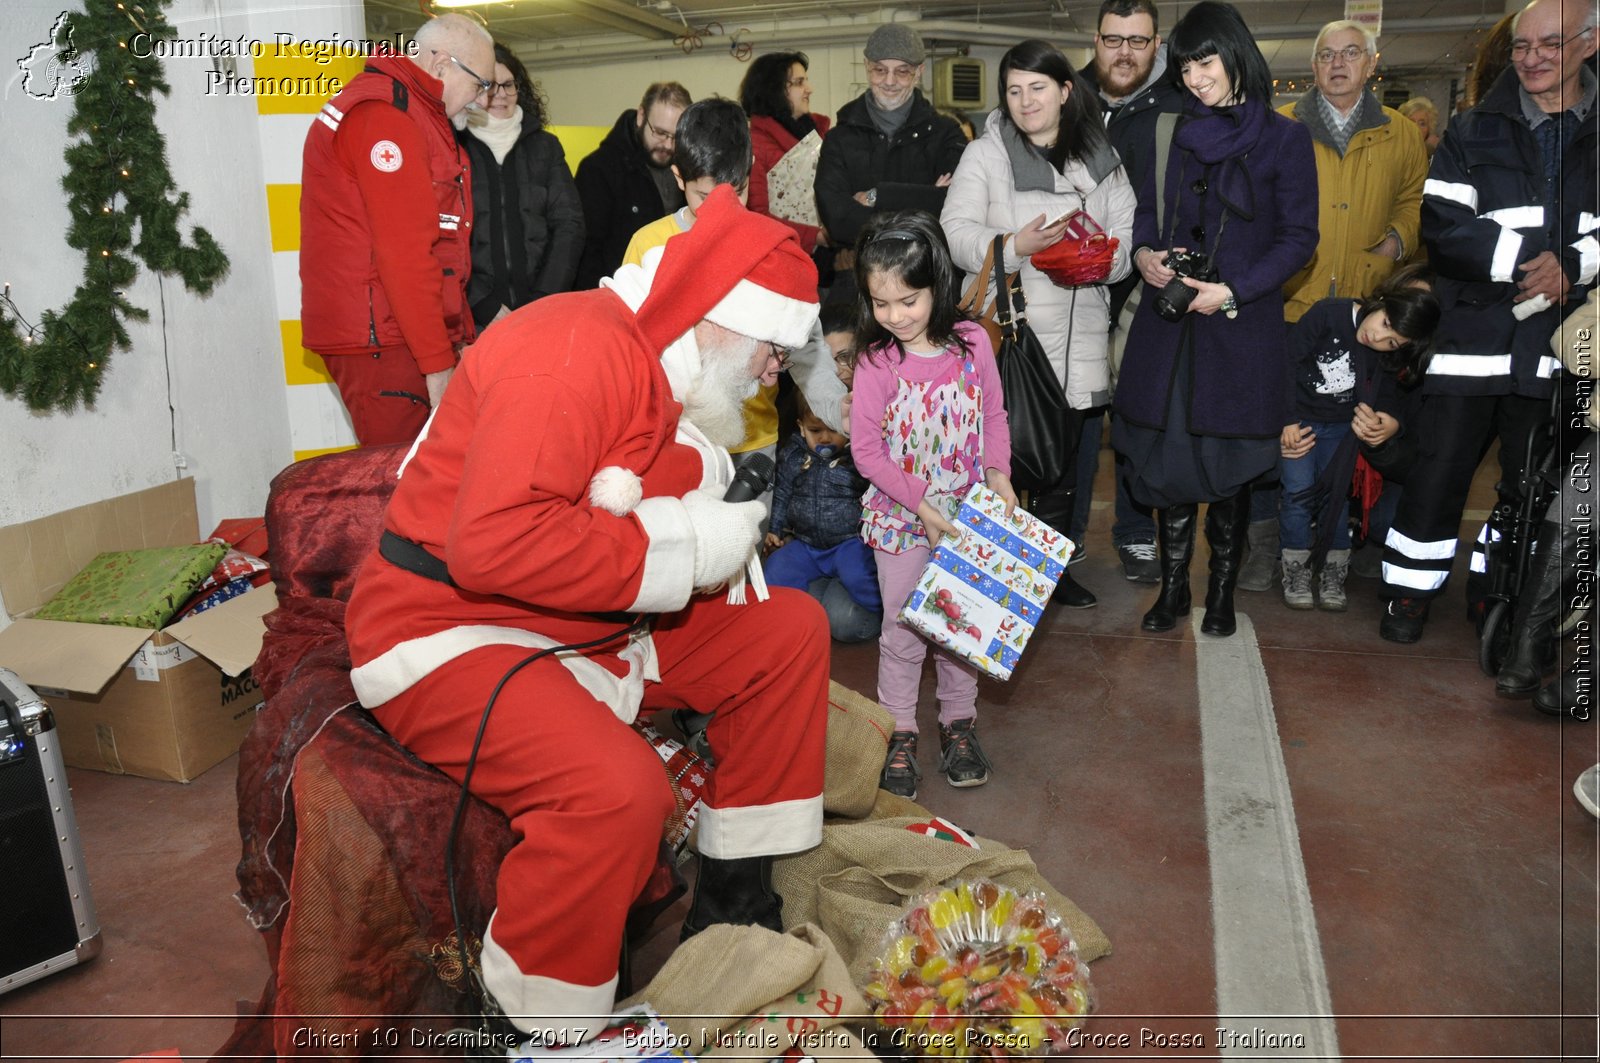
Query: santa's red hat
636 185 819 353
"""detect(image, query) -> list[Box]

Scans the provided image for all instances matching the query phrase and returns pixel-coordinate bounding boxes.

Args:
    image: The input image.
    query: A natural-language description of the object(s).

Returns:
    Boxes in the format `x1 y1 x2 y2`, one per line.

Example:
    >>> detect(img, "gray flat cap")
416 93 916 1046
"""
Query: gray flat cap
864 24 925 65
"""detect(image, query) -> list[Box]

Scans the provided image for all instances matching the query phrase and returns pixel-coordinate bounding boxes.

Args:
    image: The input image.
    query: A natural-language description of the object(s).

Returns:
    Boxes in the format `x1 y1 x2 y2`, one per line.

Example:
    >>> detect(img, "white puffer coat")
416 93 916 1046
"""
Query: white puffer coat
941 112 1136 409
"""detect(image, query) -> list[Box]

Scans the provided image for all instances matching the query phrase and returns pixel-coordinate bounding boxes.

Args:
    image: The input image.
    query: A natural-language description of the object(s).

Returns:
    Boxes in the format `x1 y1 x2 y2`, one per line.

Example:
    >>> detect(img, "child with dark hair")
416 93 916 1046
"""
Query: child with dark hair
621 99 783 468
764 387 881 643
622 98 754 264
849 210 1015 797
1277 273 1441 610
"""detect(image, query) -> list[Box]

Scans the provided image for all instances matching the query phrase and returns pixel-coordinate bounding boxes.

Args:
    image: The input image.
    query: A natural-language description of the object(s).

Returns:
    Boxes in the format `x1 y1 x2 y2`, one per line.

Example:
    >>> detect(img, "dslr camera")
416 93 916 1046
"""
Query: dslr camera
1152 249 1220 322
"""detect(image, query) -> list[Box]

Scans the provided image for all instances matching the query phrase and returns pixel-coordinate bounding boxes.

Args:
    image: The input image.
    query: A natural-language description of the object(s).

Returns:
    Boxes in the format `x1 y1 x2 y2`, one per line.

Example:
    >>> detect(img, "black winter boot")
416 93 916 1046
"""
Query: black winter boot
1496 521 1566 698
1142 504 1198 632
1533 664 1594 719
1027 485 1097 608
1201 490 1250 637
680 854 784 941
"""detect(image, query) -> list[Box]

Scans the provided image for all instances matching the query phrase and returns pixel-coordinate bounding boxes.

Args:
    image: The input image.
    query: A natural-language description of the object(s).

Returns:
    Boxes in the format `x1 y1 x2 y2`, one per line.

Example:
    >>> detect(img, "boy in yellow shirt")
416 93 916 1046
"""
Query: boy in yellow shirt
622 99 780 460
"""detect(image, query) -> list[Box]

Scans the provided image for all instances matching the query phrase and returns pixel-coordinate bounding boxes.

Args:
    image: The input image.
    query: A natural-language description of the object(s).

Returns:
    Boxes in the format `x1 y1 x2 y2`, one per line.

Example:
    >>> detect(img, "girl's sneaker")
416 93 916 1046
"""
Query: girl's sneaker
1281 549 1314 609
938 719 991 788
1318 549 1350 612
880 731 920 799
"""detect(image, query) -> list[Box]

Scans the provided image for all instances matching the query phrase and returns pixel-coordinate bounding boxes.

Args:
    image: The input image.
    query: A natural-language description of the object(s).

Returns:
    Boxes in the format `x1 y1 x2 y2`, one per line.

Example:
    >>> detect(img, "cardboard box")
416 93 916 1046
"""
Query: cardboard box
899 484 1072 681
0 479 273 782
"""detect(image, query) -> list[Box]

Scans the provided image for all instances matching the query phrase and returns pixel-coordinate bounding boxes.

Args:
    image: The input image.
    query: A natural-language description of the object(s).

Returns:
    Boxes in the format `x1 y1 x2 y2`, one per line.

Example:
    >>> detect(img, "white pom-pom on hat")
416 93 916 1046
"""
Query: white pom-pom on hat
589 466 644 516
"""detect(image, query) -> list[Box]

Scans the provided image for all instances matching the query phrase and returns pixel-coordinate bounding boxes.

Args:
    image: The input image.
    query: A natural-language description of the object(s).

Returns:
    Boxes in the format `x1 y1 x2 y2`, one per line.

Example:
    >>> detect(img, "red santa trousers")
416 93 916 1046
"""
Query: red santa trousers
368 586 829 1032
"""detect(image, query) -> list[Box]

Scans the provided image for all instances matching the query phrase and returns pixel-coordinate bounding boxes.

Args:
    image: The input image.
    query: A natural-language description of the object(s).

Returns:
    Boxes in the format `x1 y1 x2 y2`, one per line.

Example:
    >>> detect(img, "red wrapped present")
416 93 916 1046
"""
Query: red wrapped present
632 721 711 854
207 517 269 561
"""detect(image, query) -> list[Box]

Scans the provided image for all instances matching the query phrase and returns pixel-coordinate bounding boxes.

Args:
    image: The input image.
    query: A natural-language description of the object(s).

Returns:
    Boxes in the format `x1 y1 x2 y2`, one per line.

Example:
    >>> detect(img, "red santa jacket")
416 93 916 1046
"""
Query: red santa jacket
300 56 475 373
344 286 716 713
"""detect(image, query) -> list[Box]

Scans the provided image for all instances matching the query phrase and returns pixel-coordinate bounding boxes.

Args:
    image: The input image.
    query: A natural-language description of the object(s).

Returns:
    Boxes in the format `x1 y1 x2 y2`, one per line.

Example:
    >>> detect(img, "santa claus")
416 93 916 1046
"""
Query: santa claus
342 185 828 1047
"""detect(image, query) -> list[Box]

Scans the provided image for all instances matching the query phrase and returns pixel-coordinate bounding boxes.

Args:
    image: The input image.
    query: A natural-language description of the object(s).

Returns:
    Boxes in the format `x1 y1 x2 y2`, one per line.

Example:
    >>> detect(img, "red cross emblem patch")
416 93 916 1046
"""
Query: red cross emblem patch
369 140 403 172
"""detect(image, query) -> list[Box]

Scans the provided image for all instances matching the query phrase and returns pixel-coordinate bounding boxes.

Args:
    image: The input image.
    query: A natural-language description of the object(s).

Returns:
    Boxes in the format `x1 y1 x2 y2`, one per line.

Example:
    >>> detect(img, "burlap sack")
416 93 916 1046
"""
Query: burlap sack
822 681 894 818
622 922 876 1058
773 794 1111 985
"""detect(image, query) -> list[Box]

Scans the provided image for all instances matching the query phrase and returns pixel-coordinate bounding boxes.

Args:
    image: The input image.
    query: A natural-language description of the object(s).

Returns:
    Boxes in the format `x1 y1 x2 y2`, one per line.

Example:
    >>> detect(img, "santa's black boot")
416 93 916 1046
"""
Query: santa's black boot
680 855 784 941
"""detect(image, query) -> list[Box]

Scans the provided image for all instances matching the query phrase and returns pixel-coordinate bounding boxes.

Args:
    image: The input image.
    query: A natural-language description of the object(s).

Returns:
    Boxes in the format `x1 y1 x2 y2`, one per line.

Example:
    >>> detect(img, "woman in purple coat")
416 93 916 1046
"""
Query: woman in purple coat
1111 1 1318 638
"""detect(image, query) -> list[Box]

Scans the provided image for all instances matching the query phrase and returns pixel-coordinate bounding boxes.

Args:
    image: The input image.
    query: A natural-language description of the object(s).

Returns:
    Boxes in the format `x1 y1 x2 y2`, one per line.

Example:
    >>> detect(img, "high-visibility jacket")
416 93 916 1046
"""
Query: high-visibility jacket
1420 68 1598 398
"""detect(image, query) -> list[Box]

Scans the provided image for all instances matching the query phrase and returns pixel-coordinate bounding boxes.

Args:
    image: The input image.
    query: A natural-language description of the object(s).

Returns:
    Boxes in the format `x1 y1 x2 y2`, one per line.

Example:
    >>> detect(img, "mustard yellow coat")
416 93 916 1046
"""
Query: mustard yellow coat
1277 96 1428 323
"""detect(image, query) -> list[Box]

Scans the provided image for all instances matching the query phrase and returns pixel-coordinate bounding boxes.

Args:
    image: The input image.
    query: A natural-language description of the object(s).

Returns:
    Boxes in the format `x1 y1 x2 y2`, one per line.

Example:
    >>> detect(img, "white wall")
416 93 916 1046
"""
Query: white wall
0 0 291 586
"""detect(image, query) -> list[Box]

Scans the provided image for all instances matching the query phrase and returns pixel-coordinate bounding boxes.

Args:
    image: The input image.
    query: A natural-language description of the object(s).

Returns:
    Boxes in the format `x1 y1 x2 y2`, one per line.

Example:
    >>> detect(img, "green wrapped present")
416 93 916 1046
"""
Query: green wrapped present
34 544 229 629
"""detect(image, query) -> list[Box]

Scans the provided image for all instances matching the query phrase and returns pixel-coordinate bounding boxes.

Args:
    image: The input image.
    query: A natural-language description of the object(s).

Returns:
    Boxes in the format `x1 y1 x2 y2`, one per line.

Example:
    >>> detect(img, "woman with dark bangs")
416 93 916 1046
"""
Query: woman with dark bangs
740 51 832 259
1111 0 1318 638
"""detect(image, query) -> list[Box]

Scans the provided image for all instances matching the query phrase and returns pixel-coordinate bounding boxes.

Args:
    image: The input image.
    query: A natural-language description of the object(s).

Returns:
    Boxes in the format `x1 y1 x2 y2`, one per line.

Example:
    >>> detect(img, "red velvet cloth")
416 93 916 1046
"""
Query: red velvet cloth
218 446 682 1061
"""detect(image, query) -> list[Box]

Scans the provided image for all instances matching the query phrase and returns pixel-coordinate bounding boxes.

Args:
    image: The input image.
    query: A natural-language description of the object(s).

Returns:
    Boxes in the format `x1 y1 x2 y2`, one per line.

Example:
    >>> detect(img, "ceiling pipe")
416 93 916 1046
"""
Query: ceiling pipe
514 14 1496 69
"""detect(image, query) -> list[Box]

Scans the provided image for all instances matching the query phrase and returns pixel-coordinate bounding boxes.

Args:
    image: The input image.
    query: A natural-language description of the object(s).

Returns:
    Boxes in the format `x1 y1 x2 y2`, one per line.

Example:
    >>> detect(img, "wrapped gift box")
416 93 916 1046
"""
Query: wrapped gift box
34 544 229 629
0 479 272 782
899 485 1072 680
631 722 710 856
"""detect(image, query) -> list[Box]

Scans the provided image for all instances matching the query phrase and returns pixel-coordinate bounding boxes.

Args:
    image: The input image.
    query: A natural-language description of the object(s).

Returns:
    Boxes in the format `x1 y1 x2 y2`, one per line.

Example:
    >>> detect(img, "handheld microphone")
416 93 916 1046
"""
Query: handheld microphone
725 451 776 503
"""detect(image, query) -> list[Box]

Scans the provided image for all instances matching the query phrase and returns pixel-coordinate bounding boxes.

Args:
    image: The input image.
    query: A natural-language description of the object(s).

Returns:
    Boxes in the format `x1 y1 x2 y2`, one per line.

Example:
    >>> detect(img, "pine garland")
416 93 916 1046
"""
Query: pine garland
0 0 230 413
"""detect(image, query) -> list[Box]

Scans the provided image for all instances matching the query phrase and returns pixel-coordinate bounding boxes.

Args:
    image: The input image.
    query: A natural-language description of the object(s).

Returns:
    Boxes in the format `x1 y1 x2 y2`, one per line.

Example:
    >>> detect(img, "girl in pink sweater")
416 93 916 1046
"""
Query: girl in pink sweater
848 210 1015 799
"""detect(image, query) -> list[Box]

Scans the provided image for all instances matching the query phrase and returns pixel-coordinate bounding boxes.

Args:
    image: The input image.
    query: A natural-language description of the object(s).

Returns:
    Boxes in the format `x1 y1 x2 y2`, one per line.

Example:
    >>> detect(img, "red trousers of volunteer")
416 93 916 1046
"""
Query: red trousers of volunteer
322 347 436 446
370 587 829 1031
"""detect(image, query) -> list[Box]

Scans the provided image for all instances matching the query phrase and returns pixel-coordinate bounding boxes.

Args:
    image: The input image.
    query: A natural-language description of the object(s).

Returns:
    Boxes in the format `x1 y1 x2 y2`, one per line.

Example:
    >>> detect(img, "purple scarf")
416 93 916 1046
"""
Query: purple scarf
1171 95 1268 223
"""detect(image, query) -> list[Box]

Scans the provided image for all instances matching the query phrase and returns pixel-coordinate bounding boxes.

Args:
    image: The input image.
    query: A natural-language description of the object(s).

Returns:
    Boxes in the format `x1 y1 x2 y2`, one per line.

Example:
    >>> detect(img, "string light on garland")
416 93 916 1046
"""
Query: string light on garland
0 0 229 412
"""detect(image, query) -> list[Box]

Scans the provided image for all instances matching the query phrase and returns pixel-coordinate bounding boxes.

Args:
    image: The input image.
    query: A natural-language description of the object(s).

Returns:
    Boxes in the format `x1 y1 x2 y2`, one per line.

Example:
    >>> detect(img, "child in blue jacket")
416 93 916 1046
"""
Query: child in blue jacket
764 316 881 641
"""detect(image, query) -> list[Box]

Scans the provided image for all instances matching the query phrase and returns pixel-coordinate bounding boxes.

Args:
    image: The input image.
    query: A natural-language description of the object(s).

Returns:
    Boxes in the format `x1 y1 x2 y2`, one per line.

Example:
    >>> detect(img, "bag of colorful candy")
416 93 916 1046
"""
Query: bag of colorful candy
861 879 1094 1058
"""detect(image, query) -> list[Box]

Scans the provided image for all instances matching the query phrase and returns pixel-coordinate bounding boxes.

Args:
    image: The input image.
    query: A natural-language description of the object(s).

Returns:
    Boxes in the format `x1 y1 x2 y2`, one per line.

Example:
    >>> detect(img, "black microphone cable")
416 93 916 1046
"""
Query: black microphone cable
446 616 649 1036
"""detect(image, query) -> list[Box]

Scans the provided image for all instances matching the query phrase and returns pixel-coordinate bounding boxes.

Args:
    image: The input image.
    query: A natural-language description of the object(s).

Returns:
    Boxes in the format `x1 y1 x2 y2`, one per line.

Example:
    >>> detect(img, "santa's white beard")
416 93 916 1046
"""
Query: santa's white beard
683 334 759 449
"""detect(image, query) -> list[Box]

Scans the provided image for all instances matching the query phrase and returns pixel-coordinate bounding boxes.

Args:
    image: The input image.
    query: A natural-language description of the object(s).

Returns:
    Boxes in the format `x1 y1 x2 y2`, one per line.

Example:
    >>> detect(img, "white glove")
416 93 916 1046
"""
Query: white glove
682 489 766 590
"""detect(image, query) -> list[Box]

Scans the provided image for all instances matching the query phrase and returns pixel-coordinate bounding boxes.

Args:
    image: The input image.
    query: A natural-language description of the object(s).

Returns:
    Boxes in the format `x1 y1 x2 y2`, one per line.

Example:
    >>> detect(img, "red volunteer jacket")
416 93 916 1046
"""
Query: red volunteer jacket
300 56 475 373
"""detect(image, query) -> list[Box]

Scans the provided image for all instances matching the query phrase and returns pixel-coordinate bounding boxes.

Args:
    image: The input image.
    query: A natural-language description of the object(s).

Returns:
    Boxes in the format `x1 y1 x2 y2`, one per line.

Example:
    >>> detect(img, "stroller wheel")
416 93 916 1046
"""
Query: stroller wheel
1479 599 1513 678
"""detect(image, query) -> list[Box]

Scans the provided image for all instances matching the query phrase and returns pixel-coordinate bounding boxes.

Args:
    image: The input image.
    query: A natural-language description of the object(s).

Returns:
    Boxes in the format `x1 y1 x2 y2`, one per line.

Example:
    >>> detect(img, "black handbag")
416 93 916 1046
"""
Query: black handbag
989 235 1070 493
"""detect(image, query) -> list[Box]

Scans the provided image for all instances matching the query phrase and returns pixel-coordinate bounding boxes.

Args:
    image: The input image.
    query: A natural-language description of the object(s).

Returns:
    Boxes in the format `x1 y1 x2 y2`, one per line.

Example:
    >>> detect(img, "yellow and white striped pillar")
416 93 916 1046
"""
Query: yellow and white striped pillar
253 41 364 461
244 0 610 461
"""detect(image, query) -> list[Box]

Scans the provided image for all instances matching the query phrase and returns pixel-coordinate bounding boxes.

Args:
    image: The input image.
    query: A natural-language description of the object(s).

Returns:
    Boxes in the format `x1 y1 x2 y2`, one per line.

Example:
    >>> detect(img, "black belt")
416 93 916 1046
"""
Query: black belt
378 529 640 626
380 529 454 586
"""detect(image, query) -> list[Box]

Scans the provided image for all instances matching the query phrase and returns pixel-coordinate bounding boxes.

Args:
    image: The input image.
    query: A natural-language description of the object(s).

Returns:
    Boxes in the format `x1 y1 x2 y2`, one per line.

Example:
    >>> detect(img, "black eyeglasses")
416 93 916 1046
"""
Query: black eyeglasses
447 54 493 97
491 80 518 96
1098 34 1155 51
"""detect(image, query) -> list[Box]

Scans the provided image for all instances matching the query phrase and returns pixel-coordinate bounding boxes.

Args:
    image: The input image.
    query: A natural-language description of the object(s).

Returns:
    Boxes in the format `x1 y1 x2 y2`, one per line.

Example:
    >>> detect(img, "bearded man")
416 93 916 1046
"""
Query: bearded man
1079 0 1185 584
342 186 827 1048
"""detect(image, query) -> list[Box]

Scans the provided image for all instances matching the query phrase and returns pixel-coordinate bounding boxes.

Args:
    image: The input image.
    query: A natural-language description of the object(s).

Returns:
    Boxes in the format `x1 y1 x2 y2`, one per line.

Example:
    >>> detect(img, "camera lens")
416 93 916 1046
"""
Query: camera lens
1153 277 1197 322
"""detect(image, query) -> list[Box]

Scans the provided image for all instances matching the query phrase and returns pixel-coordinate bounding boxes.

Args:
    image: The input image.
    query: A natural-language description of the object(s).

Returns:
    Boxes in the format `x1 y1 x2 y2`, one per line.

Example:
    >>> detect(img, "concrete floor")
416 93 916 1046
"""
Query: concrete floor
2 448 1596 1062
